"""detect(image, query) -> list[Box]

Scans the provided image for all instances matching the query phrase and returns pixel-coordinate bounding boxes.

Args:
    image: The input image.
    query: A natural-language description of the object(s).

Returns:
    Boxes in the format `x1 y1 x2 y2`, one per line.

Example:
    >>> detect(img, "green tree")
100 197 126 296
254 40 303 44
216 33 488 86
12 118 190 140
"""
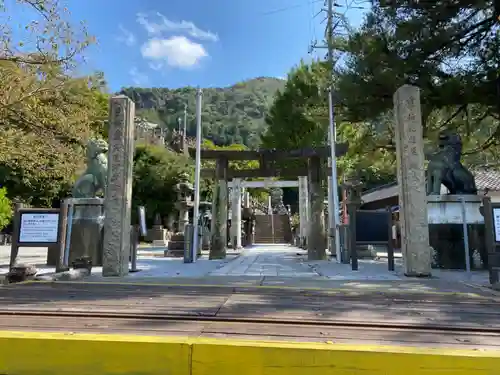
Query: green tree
262 60 330 150
0 68 110 206
133 144 192 226
0 0 104 206
262 60 396 189
120 77 285 149
336 1 499 133
0 187 12 231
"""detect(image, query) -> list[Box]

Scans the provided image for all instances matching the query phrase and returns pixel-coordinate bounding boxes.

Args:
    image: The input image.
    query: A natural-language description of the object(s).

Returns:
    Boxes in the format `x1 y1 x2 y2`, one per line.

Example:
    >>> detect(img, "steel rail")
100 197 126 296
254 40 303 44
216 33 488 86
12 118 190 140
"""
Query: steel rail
0 309 499 335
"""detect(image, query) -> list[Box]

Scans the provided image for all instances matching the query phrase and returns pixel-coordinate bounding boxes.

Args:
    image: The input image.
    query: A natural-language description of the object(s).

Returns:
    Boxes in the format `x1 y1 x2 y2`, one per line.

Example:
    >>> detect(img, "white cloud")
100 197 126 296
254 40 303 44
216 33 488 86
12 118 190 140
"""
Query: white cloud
116 25 136 46
140 36 207 69
137 12 218 42
129 67 149 86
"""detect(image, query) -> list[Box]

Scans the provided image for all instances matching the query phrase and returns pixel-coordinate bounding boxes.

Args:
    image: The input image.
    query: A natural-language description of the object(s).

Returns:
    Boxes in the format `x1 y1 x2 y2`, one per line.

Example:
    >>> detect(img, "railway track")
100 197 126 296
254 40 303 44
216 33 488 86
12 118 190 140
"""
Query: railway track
1 310 500 350
1 309 500 334
2 282 500 349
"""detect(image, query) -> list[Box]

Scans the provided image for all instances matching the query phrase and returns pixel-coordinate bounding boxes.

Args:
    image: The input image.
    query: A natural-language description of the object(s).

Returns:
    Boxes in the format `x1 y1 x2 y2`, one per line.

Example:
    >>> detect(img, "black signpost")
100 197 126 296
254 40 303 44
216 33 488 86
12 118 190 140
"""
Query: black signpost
9 203 68 271
482 197 500 285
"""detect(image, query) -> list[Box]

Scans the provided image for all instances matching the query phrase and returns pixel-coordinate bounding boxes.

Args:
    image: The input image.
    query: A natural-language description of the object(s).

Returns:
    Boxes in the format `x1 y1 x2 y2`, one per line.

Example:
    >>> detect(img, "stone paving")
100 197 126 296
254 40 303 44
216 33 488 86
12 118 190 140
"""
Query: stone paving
0 244 492 291
209 244 323 278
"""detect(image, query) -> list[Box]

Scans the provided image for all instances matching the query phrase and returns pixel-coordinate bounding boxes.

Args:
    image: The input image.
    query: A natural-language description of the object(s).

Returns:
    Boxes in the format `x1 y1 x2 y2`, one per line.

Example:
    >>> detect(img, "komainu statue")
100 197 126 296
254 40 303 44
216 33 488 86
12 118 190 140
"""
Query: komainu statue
72 138 109 198
426 132 477 195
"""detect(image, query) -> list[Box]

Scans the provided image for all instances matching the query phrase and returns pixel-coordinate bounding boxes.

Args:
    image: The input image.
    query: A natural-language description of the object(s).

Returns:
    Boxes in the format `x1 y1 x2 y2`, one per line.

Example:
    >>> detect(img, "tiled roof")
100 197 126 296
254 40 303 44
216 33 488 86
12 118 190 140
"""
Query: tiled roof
472 169 500 191
361 169 500 203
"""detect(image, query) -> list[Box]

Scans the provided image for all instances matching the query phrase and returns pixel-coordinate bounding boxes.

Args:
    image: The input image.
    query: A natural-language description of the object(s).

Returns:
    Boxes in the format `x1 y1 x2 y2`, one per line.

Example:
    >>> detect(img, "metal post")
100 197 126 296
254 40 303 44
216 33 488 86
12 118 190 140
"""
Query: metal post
9 203 23 270
268 195 275 243
184 224 194 263
460 197 471 274
328 88 341 262
130 225 140 272
56 200 69 272
327 157 334 254
483 197 500 285
63 202 75 269
387 207 395 272
191 88 203 262
349 204 358 271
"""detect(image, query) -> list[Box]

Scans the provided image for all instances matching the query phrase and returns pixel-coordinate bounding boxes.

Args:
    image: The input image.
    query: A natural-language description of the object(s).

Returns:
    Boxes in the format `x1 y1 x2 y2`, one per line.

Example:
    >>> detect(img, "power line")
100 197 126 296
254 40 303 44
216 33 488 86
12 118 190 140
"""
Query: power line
259 0 323 16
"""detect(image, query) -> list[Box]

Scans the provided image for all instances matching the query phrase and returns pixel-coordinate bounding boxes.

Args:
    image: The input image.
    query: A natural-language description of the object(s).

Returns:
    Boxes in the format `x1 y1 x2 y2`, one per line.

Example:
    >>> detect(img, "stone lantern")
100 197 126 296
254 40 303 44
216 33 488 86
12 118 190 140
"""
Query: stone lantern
174 172 194 233
341 176 364 268
165 173 195 257
343 177 363 208
198 201 212 250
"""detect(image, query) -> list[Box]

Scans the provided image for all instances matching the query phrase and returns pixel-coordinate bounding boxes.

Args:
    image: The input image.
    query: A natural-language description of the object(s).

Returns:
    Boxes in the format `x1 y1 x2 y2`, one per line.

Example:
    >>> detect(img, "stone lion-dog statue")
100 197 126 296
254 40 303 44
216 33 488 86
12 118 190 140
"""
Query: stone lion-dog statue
426 132 477 195
72 138 109 198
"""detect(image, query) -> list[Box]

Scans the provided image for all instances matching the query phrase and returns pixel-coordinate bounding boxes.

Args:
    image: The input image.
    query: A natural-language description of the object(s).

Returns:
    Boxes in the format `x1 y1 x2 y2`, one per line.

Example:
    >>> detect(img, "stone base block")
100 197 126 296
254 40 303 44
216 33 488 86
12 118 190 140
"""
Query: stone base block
147 226 169 244
355 244 378 259
69 204 104 267
491 267 500 287
152 239 168 247
70 219 104 266
165 233 201 258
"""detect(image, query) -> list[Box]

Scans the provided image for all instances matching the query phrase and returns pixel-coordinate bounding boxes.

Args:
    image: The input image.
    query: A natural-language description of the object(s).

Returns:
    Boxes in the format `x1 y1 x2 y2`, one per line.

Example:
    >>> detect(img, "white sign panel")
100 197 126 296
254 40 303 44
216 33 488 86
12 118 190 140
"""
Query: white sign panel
19 213 59 243
138 206 147 236
493 208 500 242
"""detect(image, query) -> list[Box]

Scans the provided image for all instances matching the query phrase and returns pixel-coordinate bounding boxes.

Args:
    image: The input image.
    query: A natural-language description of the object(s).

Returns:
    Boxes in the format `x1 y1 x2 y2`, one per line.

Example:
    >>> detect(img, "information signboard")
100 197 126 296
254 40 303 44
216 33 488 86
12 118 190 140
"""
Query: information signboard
493 208 500 242
19 212 59 243
138 206 147 236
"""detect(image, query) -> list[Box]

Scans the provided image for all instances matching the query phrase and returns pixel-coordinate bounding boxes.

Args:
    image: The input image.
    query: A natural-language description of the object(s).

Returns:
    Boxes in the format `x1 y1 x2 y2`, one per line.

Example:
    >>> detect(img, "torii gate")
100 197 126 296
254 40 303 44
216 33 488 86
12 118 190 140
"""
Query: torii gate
226 178 310 250
189 145 348 261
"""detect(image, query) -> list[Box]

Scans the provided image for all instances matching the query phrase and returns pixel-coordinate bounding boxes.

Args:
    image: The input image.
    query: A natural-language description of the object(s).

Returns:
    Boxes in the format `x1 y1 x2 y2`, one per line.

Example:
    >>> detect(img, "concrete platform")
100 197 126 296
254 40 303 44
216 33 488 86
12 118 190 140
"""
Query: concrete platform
2 330 499 375
2 270 500 374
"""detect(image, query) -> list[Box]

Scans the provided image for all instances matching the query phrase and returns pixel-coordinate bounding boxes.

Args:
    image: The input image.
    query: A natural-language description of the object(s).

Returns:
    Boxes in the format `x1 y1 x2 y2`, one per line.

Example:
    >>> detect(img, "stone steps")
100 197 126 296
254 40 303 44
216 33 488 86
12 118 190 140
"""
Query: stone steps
254 214 292 244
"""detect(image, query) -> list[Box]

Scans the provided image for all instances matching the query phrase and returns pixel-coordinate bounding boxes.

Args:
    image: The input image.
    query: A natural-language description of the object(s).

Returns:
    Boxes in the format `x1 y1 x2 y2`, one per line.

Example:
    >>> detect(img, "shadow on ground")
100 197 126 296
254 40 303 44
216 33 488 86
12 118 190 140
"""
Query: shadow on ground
1 279 500 346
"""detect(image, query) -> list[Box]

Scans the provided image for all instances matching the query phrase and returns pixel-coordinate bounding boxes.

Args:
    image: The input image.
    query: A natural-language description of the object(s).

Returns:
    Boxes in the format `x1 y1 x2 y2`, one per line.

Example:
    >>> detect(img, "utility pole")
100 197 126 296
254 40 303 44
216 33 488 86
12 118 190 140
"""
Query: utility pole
309 0 345 263
191 89 203 263
183 103 188 136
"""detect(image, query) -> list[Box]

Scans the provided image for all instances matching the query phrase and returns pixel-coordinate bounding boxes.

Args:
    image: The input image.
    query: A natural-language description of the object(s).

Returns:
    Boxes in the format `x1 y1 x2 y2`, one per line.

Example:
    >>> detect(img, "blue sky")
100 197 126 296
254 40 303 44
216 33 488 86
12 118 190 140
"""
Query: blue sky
64 0 368 91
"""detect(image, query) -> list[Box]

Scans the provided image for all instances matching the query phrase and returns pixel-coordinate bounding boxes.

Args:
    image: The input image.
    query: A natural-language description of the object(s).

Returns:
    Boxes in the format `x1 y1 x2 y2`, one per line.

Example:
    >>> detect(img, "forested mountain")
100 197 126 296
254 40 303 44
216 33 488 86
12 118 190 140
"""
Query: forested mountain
120 77 285 149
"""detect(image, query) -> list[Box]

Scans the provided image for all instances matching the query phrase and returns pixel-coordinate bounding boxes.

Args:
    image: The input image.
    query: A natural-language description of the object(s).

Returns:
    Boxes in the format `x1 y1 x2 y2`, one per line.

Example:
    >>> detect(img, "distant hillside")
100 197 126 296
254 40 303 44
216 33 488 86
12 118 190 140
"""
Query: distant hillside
120 77 285 148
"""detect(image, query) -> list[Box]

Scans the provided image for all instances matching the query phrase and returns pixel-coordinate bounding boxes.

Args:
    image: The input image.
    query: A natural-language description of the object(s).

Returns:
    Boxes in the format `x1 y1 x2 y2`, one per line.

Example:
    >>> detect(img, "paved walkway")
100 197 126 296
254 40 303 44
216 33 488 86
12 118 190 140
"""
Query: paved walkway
1 244 492 290
209 245 322 278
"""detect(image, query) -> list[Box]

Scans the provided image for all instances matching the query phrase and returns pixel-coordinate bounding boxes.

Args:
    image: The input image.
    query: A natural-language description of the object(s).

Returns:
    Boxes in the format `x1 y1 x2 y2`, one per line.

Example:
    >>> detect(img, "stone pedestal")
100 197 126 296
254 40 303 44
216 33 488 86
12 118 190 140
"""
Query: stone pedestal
69 203 105 266
165 233 185 257
102 95 135 277
428 195 486 269
165 232 202 257
427 195 483 225
48 198 105 267
151 230 169 247
148 213 169 247
394 85 431 276
201 226 210 250
307 156 326 260
355 244 378 259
